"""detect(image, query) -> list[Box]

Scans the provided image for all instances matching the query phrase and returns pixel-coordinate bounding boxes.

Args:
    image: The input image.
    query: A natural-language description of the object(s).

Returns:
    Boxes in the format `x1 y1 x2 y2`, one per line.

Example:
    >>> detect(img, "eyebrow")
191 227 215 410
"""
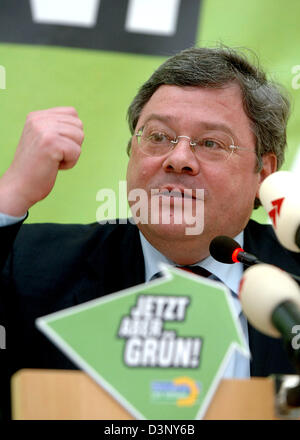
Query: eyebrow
141 114 174 126
140 113 236 139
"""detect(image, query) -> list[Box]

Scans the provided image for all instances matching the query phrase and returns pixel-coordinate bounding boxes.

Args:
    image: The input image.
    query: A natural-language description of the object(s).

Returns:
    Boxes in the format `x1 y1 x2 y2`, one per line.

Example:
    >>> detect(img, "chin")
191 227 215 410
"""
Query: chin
141 221 203 241
132 200 205 240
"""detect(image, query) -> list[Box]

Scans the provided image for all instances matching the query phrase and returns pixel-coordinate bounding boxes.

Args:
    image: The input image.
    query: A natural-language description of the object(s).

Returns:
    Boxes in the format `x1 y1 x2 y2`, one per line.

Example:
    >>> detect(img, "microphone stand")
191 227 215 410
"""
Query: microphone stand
272 301 300 418
274 375 300 418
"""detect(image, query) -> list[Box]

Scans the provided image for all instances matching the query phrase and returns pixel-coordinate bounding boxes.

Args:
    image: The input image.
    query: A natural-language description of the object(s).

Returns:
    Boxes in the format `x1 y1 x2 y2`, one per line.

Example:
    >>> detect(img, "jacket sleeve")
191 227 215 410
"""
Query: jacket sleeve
0 218 26 272
0 215 28 420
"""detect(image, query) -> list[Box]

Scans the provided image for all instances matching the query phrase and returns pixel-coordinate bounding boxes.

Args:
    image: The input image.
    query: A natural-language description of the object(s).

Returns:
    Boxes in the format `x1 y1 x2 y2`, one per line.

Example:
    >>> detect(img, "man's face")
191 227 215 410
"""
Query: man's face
126 84 275 260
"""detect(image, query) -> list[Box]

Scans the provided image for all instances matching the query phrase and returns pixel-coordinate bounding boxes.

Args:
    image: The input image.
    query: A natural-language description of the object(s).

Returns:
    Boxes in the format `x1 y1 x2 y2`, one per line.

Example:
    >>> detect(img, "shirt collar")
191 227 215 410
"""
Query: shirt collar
139 231 244 296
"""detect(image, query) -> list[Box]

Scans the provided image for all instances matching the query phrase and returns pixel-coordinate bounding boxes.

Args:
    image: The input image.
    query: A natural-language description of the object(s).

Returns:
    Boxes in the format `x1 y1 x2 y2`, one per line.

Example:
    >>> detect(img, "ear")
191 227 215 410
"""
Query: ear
255 153 277 199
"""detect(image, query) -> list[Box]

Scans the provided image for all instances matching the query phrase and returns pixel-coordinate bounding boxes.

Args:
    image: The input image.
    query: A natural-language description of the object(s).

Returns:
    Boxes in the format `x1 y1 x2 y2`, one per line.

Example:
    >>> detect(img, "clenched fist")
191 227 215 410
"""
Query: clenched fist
0 107 84 216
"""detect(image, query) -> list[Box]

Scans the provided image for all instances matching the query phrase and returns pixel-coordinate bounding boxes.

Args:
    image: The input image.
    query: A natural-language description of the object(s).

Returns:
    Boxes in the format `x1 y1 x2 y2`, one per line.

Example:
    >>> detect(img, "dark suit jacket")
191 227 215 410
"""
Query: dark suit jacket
0 218 299 418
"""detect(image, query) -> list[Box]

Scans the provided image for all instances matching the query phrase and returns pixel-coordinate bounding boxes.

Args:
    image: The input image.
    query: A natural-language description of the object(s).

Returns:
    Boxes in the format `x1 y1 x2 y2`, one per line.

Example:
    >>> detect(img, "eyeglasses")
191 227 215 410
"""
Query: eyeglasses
135 124 252 161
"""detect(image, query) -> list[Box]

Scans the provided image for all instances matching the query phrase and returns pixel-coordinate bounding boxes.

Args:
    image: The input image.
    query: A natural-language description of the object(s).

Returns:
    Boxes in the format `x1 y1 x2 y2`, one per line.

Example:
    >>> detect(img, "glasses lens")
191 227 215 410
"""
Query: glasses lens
137 124 174 156
192 131 234 161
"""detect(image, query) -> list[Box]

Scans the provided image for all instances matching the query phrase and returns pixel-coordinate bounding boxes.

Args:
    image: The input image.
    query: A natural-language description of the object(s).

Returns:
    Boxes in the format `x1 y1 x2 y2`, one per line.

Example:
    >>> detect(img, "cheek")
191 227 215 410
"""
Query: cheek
205 163 259 207
127 152 161 191
126 160 147 194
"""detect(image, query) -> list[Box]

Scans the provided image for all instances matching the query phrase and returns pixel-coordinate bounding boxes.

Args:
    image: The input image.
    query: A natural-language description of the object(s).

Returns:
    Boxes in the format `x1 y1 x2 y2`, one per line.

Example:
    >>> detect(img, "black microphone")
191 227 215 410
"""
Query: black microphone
239 264 300 373
209 235 300 284
296 225 300 250
209 235 262 266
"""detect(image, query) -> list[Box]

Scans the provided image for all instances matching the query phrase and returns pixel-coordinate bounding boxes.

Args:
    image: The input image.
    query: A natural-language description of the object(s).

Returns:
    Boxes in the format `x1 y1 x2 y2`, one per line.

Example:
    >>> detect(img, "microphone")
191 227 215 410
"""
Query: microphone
209 235 300 284
259 171 300 252
209 235 262 266
239 264 300 371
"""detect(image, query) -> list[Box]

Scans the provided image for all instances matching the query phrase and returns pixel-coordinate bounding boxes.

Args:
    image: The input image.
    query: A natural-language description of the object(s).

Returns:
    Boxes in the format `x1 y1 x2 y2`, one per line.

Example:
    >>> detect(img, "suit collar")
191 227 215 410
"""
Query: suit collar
89 222 145 291
75 222 145 304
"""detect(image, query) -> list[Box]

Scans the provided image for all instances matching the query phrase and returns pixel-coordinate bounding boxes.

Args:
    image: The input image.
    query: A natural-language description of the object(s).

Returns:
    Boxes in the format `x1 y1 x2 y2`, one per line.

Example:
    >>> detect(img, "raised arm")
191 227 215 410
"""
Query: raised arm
0 107 84 266
0 107 84 216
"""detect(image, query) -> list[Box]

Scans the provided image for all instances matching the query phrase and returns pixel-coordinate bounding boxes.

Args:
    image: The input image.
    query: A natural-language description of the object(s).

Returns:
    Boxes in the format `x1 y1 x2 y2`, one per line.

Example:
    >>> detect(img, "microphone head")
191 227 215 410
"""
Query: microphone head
239 264 300 338
209 235 242 264
259 171 300 253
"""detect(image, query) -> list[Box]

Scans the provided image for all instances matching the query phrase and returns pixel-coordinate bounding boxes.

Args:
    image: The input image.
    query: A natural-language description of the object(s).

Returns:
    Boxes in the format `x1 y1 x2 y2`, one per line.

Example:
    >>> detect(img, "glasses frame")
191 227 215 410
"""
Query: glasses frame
135 125 251 159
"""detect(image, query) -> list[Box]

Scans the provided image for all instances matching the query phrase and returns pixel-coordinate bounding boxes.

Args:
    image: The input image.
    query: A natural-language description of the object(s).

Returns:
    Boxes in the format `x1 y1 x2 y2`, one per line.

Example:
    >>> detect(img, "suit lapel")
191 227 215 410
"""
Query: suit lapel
244 221 271 376
76 223 145 304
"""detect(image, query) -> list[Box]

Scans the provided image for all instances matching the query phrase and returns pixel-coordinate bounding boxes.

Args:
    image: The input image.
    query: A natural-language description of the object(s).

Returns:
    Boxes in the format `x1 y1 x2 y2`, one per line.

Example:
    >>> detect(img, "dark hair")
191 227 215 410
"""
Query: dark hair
127 46 290 180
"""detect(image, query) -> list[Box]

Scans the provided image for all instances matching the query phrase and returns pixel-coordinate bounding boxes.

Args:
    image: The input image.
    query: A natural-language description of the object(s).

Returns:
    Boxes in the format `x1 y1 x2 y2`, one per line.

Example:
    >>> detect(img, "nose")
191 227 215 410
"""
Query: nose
162 136 200 175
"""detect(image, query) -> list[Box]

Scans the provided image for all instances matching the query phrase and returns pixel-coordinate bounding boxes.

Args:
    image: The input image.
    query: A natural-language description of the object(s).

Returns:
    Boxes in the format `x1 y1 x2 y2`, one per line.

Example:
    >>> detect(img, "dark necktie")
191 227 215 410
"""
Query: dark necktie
178 265 212 278
150 265 213 281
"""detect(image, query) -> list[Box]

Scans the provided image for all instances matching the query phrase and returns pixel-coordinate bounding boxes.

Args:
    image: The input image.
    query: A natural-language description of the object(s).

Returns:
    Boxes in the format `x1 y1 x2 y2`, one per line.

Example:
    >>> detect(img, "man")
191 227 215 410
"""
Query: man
0 47 299 419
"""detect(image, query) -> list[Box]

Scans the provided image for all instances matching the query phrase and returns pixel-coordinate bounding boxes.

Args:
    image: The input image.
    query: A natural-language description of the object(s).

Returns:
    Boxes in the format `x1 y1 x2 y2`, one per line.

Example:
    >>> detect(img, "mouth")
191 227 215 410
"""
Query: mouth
155 185 204 201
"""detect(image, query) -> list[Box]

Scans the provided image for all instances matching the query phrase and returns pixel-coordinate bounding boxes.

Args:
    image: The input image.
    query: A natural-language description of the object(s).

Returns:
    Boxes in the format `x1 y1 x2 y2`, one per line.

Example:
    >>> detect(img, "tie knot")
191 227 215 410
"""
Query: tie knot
177 265 212 278
150 265 213 281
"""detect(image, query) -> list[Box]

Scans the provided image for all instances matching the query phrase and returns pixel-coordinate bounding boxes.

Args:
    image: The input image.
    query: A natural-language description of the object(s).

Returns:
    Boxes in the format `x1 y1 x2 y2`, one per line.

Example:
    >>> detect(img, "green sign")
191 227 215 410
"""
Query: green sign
36 265 249 419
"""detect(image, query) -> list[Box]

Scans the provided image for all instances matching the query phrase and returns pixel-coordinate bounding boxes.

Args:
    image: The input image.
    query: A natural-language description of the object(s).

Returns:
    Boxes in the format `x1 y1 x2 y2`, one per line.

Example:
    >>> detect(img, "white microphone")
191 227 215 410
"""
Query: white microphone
239 264 300 338
259 171 300 252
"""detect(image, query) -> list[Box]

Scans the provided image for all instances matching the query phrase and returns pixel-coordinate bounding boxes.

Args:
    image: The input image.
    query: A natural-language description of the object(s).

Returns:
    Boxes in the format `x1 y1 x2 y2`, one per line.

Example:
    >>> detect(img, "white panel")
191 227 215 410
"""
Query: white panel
0 65 6 90
30 0 101 28
125 0 180 36
291 145 300 174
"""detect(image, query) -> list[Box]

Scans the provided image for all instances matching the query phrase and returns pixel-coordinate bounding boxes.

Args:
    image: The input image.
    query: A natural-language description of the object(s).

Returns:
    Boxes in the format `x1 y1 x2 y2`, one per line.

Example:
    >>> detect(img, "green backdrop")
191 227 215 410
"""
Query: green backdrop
0 0 299 224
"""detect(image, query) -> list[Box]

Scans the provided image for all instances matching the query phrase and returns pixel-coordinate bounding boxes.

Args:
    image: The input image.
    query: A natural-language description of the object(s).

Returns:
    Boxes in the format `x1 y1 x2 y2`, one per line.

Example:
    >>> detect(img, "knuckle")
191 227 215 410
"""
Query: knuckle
74 144 82 159
68 146 81 165
68 106 78 116
39 131 57 147
26 111 37 122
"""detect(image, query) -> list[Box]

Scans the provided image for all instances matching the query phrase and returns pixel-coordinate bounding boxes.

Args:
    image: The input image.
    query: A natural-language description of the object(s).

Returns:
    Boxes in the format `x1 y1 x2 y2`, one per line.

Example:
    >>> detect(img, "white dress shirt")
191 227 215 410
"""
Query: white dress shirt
0 212 26 226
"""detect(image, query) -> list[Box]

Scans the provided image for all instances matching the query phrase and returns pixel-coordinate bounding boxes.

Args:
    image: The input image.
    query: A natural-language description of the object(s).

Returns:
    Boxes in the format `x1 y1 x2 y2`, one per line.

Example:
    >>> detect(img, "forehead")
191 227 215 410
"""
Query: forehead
137 84 254 144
